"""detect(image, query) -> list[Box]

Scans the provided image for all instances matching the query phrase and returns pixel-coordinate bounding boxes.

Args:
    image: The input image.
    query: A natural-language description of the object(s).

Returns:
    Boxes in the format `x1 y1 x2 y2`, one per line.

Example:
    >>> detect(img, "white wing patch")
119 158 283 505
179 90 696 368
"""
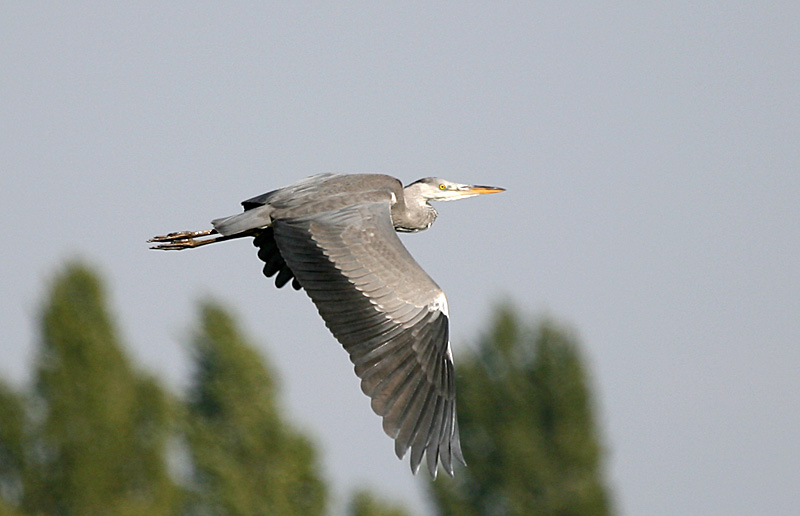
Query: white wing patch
430 291 454 361
430 291 450 317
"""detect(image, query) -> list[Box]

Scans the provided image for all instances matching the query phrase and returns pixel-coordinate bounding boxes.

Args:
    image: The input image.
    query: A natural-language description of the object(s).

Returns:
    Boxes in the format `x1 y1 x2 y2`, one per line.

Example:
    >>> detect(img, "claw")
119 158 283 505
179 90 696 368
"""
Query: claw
148 229 219 250
148 229 216 243
148 228 248 250
150 240 195 250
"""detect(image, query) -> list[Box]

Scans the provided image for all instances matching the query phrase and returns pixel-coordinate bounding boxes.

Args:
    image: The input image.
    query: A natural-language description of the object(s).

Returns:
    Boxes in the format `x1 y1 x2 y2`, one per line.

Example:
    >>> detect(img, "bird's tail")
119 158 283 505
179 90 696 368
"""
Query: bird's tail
211 204 273 236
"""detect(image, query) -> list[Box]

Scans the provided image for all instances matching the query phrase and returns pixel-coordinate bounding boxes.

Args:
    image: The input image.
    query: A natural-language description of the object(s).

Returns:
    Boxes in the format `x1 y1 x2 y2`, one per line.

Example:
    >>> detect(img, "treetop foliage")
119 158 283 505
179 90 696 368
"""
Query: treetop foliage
348 489 413 516
428 303 613 516
184 301 327 516
0 262 615 516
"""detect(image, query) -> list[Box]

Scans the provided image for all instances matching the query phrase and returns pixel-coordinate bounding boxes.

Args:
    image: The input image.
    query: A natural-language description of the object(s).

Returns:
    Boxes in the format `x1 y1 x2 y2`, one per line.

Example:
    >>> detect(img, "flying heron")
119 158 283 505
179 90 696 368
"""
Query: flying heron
149 173 504 477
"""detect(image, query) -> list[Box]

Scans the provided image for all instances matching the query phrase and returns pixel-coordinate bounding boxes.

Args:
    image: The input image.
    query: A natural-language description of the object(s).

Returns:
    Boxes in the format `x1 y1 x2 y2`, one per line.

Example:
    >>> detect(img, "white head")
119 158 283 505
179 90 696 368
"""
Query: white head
404 177 505 202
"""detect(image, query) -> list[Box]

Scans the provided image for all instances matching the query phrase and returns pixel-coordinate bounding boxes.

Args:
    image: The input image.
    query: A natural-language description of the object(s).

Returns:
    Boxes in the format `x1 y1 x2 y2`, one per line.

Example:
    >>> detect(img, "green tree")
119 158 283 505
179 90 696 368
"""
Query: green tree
0 498 25 516
183 301 326 516
348 489 414 516
429 304 613 516
24 262 179 516
0 381 25 514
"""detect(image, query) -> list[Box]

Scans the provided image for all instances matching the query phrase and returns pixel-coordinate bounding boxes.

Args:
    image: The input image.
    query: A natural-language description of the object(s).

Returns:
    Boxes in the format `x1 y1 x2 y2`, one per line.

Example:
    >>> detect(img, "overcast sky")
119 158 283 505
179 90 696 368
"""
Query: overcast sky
2 2 799 515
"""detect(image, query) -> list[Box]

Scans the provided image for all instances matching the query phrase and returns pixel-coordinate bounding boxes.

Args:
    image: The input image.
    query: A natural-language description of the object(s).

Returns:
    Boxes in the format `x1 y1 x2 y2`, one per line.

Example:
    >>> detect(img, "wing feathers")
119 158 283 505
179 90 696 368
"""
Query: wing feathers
267 202 464 476
392 382 433 458
372 359 424 420
254 228 299 290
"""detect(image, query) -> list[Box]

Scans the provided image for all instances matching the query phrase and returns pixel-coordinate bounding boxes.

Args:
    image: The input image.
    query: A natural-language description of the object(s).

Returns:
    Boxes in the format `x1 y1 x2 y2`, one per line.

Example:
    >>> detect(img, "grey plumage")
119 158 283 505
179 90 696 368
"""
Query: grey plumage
149 173 504 477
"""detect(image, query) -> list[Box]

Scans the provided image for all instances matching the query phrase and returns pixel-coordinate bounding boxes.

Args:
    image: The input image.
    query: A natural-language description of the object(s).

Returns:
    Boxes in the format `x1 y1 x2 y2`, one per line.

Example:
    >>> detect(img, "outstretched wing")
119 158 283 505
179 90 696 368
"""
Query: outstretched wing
271 201 465 476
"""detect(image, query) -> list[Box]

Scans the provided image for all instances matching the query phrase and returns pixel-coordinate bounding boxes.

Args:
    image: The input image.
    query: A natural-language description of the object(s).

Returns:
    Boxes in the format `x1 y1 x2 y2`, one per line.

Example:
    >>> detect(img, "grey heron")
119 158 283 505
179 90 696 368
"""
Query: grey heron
149 173 504 477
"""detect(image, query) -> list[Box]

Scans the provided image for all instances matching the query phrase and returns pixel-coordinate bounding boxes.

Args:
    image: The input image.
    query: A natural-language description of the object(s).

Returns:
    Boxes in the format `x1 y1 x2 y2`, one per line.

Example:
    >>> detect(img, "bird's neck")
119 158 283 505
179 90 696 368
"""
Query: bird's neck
393 196 438 233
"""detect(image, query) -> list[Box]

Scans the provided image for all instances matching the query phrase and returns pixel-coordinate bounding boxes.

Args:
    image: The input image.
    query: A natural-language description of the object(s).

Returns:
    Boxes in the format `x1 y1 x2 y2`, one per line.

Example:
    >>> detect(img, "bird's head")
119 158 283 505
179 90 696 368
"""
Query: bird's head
405 177 505 202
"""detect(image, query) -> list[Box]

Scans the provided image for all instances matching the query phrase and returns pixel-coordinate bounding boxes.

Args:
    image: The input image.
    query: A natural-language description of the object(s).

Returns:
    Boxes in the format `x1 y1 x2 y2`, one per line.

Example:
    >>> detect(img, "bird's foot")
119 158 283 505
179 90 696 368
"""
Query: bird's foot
148 229 218 250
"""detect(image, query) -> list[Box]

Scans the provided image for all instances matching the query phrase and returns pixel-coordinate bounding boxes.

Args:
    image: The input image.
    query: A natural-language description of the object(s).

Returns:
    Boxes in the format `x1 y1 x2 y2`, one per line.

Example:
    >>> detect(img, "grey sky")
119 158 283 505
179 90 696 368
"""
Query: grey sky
2 2 798 515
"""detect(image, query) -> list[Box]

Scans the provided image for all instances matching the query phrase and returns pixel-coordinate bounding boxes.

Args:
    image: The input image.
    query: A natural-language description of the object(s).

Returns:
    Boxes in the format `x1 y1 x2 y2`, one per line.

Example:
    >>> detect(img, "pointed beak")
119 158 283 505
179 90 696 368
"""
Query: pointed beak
463 185 505 195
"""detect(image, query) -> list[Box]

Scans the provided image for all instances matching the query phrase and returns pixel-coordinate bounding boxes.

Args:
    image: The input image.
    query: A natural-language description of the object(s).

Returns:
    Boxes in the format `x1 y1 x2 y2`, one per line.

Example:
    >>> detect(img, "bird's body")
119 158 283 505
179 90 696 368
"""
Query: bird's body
213 174 437 235
150 173 504 477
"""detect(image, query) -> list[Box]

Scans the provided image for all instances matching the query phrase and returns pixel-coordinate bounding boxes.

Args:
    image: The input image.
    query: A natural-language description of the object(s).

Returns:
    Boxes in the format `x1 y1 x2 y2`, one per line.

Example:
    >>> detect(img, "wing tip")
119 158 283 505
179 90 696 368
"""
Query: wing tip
400 418 466 478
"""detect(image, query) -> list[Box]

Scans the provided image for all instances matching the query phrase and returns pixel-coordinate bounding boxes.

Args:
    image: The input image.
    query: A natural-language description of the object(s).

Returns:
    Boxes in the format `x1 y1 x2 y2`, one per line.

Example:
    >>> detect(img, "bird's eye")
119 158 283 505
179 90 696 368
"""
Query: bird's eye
439 184 447 190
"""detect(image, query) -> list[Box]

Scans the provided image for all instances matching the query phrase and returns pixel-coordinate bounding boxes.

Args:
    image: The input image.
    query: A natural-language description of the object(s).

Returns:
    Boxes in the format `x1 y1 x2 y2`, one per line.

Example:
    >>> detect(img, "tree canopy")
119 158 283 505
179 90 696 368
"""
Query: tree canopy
182 301 327 516
25 262 179 515
348 490 413 516
0 262 615 516
428 304 613 516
